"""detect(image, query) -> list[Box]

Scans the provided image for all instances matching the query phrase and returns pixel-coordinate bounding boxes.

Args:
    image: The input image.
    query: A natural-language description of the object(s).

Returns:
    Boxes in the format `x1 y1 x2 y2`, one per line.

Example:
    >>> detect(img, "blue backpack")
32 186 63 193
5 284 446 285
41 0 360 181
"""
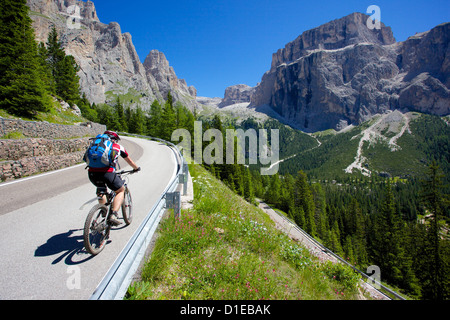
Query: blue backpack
84 134 116 168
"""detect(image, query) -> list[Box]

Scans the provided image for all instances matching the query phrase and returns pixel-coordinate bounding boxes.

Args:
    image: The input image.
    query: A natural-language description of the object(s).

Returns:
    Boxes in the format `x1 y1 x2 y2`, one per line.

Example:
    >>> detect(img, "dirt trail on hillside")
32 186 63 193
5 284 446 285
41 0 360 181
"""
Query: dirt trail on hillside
344 115 385 176
344 111 411 176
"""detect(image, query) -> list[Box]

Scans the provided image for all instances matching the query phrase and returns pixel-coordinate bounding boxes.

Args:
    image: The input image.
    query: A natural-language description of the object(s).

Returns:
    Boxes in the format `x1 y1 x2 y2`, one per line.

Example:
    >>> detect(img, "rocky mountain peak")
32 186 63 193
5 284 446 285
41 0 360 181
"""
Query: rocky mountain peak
143 50 180 88
143 49 197 103
250 12 449 132
27 0 197 110
219 84 255 108
271 12 396 70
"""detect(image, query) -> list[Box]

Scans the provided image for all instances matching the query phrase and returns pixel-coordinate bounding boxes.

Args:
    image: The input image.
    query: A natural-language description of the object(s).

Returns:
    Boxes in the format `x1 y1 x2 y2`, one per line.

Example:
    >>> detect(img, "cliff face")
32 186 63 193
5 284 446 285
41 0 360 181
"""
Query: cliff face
250 12 450 132
219 84 256 108
269 12 396 71
143 50 197 107
27 0 197 110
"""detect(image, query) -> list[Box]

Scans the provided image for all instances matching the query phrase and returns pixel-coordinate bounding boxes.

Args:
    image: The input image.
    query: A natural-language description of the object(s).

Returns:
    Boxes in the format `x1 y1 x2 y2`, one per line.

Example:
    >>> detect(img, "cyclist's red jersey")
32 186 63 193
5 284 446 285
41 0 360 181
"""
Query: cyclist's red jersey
87 142 129 173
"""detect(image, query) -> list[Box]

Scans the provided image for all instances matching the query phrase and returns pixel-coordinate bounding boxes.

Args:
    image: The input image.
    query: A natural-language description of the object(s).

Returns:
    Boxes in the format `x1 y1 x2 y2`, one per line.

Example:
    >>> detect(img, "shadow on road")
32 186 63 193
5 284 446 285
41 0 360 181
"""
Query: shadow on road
34 229 97 265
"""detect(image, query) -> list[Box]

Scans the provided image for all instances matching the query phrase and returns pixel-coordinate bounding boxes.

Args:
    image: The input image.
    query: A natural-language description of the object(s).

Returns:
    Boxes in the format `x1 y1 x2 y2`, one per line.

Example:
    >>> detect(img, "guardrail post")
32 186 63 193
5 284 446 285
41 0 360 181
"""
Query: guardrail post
182 162 189 196
166 191 181 218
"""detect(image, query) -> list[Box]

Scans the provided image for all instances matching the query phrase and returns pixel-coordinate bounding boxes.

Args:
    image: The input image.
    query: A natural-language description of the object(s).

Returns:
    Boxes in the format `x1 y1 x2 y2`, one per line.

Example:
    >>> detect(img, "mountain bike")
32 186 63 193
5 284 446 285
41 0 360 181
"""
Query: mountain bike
83 170 135 255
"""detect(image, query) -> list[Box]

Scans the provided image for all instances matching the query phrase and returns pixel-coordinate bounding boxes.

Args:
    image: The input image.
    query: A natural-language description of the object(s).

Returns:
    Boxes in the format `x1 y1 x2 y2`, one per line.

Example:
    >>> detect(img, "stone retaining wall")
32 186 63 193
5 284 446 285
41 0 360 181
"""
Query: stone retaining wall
0 138 88 160
0 118 106 139
1 151 87 181
0 119 106 181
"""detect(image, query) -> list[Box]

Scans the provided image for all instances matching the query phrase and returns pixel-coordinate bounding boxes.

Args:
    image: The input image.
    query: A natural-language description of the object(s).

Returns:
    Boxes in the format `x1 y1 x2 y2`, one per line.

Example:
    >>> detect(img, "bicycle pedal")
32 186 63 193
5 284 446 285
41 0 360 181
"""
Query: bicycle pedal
108 218 122 226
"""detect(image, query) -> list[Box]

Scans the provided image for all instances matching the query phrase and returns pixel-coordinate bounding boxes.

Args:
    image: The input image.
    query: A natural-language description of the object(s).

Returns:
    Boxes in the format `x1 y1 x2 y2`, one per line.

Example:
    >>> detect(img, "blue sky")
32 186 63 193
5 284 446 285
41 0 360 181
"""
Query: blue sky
92 0 449 98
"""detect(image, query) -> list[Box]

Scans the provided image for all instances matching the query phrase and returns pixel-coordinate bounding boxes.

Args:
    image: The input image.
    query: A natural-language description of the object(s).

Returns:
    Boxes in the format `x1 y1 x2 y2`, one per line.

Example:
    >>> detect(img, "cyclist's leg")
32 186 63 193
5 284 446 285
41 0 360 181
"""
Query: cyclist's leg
103 172 125 224
112 185 125 212
96 187 107 205
88 172 108 204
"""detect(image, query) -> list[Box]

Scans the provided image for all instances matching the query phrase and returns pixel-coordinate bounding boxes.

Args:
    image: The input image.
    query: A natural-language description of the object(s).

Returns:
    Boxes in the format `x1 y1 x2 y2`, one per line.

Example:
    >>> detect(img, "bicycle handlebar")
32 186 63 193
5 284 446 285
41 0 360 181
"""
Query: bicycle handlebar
117 167 141 175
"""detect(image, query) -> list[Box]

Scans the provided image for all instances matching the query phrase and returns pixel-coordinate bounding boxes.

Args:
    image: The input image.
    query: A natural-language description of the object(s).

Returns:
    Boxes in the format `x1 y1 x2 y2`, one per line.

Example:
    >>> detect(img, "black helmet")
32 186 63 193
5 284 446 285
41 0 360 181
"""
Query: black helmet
104 130 120 141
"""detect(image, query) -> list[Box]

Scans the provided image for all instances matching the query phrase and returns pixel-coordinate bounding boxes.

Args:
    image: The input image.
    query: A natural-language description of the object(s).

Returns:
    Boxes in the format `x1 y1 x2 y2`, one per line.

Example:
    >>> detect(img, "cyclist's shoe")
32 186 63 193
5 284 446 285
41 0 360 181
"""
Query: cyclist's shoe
108 211 122 226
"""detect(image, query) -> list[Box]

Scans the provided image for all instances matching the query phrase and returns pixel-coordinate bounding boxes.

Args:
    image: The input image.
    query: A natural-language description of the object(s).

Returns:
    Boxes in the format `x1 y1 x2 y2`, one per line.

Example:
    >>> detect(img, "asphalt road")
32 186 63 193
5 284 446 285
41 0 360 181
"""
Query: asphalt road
0 136 177 300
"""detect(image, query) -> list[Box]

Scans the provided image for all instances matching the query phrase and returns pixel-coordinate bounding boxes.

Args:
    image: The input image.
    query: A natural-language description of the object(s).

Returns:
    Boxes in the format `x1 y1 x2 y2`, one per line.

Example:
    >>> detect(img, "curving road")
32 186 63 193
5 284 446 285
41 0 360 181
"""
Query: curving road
0 136 177 300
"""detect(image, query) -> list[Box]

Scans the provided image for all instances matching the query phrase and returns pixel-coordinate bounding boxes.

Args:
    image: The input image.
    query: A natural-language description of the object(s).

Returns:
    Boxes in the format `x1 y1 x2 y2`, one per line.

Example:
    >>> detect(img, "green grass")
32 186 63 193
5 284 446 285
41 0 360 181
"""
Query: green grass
105 87 147 106
126 163 363 300
0 101 87 126
0 131 26 139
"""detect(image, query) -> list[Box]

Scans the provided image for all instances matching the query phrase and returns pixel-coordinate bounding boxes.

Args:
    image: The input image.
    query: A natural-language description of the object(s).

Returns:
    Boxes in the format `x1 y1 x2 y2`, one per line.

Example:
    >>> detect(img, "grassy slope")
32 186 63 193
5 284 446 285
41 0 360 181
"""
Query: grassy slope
281 113 449 180
126 163 363 300
0 101 87 126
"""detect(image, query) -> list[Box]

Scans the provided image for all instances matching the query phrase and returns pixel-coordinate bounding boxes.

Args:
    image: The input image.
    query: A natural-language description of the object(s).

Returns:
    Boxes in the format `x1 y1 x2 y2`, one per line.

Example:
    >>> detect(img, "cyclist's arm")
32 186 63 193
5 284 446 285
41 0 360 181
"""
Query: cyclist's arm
124 156 139 171
116 143 140 171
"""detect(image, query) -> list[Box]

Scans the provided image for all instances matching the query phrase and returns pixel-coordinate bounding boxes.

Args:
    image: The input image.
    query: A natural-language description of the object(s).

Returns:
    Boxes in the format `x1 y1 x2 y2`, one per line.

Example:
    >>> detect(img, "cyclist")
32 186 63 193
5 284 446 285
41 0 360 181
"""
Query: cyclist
87 130 140 226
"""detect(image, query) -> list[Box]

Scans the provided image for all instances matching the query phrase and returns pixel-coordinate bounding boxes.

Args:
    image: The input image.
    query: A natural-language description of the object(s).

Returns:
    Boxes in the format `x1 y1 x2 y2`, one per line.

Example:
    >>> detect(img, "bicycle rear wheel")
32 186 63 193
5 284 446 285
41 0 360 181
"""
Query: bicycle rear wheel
122 186 133 225
84 204 109 255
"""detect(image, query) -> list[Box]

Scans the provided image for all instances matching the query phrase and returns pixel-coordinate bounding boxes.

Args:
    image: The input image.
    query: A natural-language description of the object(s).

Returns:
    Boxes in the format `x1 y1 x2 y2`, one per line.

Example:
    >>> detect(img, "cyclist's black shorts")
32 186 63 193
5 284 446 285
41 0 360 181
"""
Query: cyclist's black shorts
88 171 124 193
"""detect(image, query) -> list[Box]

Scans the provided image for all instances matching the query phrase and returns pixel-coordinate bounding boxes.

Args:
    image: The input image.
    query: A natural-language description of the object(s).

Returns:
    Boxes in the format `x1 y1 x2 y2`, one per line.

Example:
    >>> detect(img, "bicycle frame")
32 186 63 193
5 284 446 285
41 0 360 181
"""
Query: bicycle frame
83 169 136 255
97 169 133 202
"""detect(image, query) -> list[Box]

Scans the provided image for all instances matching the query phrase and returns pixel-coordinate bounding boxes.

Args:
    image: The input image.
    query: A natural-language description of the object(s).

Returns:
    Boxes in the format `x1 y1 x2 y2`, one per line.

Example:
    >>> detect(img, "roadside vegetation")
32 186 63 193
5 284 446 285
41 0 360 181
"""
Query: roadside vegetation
126 163 363 300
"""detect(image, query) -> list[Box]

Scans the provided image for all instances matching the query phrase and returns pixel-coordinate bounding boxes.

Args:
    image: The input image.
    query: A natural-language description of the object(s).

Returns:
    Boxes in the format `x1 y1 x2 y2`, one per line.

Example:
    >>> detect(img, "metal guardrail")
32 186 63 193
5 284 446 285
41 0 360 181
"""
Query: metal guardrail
89 133 187 300
271 206 407 300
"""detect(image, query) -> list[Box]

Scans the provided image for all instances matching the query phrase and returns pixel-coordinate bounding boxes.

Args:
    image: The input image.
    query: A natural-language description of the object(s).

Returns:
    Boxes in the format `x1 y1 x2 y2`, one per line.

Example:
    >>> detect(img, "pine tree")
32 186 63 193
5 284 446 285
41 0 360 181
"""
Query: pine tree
419 162 450 299
243 166 255 202
265 173 281 207
130 106 145 134
0 0 52 116
46 27 65 87
294 171 316 236
311 183 328 240
58 55 80 104
328 220 344 256
114 97 127 132
77 92 97 121
147 99 163 137
37 42 55 94
161 91 177 141
351 198 369 268
373 181 419 294
175 102 195 135
294 207 306 230
46 26 80 105
343 235 355 264
97 104 119 130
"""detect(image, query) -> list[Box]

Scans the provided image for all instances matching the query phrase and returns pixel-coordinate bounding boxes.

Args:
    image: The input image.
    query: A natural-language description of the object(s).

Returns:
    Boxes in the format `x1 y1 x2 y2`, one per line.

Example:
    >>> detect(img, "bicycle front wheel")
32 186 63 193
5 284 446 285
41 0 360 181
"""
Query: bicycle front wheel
122 186 133 225
84 204 109 255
